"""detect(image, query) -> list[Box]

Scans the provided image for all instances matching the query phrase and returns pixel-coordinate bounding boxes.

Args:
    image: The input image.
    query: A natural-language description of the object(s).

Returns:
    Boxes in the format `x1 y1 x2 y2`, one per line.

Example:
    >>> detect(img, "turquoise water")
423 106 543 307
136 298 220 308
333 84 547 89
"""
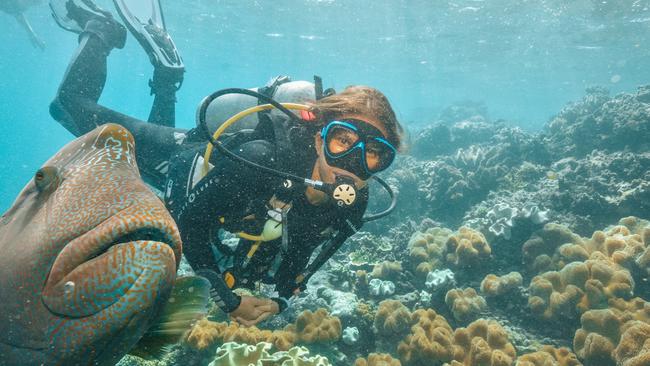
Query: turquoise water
1 0 650 210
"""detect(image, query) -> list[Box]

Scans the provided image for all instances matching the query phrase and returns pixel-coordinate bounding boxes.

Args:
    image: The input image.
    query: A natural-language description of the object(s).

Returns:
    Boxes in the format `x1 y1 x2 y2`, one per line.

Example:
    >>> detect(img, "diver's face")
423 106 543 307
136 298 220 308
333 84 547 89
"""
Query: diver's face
313 114 392 187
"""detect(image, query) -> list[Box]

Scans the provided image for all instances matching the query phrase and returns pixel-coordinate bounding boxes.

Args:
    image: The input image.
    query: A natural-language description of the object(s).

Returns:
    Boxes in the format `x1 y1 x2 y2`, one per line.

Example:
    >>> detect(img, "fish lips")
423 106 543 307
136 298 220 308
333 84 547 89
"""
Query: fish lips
41 208 181 318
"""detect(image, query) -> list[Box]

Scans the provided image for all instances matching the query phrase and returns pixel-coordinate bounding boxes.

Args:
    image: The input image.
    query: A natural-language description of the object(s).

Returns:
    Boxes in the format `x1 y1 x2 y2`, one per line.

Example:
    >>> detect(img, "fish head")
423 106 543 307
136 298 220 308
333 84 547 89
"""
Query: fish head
0 124 182 365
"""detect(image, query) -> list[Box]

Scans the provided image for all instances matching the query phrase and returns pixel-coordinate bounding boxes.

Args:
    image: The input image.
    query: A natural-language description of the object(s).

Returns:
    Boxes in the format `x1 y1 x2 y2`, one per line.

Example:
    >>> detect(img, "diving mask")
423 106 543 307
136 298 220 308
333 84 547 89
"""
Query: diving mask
321 119 397 180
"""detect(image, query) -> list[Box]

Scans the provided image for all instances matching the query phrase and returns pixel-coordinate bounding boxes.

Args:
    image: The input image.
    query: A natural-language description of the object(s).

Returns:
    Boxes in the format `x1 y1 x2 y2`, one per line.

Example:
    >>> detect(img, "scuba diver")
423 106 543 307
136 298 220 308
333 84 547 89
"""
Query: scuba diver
48 0 404 326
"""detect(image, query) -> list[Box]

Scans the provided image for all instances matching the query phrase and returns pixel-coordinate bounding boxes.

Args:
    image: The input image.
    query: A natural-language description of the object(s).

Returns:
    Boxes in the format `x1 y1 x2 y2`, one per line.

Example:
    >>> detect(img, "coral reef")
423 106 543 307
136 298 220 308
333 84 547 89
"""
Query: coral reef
355 353 402 366
445 288 488 323
445 227 491 268
407 227 452 277
209 342 330 366
397 309 455 366
515 346 581 366
449 319 517 366
371 261 403 281
480 272 523 298
369 279 396 298
294 308 342 344
573 297 650 366
527 257 635 321
374 300 412 339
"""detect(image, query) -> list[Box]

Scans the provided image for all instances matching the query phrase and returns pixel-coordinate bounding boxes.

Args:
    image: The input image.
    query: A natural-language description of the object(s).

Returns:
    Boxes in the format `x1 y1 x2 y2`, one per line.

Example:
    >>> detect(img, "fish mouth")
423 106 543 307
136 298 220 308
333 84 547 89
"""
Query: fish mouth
42 208 181 318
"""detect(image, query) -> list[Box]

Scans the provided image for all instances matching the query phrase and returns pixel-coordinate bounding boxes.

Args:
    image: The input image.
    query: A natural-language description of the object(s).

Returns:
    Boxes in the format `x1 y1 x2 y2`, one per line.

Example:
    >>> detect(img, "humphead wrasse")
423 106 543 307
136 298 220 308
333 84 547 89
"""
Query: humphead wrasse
0 124 207 366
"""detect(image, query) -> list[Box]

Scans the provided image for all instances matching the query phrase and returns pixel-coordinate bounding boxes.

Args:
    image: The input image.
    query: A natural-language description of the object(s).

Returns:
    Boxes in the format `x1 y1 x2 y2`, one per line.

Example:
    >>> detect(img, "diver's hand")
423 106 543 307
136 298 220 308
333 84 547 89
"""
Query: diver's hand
229 296 279 326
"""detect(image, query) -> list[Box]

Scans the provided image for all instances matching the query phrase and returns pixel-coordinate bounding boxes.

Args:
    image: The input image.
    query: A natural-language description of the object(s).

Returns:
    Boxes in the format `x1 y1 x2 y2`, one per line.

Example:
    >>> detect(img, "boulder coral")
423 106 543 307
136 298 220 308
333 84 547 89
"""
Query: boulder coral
480 272 523 298
445 288 488 322
294 308 342 344
408 227 452 278
515 346 581 366
371 261 403 281
573 297 650 365
448 319 517 366
374 300 412 338
522 223 584 274
527 257 635 321
397 309 455 366
445 227 492 267
355 353 402 366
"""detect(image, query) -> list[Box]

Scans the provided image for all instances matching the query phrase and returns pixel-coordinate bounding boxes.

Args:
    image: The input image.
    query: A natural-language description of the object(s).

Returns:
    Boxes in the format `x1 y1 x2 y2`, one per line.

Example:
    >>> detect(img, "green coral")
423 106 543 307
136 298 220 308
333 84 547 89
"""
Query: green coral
209 342 331 366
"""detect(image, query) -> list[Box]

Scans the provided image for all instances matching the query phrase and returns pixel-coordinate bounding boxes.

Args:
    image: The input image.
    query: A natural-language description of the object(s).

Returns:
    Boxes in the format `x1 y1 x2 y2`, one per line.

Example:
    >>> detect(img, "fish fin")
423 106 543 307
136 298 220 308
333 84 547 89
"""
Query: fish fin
128 275 210 359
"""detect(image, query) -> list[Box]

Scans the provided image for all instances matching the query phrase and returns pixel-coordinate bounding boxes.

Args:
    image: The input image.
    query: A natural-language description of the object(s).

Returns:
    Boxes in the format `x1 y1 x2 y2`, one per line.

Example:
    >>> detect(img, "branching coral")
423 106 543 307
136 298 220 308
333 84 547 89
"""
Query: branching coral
445 227 491 267
480 272 523 298
397 309 455 366
515 346 581 366
527 257 635 321
449 319 517 366
355 353 402 366
445 288 488 322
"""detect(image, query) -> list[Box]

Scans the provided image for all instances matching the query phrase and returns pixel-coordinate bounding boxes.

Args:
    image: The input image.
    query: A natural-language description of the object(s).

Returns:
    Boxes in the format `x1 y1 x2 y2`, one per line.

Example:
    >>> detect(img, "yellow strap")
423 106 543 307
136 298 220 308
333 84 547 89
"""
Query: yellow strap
246 240 262 259
236 232 265 242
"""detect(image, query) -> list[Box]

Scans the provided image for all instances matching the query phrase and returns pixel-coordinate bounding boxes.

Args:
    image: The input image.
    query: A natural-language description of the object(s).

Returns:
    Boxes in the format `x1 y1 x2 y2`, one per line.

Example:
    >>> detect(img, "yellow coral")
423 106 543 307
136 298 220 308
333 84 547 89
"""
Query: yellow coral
528 258 634 320
613 321 650 366
516 346 581 366
445 227 491 267
445 288 488 322
573 297 650 366
371 261 403 280
374 300 412 338
408 227 452 278
450 319 516 366
480 272 523 297
397 309 455 366
355 353 402 366
522 223 584 273
185 318 227 350
295 308 341 344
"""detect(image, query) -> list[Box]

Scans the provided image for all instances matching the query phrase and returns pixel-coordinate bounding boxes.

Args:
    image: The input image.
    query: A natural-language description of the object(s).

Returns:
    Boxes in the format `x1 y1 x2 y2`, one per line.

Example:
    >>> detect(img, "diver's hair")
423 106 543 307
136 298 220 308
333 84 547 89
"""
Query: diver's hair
308 85 405 151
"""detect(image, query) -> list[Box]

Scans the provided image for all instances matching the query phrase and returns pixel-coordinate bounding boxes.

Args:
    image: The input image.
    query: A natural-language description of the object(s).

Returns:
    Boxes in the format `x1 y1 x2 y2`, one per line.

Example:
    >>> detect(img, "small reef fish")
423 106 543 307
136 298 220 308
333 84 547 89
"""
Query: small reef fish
0 124 207 366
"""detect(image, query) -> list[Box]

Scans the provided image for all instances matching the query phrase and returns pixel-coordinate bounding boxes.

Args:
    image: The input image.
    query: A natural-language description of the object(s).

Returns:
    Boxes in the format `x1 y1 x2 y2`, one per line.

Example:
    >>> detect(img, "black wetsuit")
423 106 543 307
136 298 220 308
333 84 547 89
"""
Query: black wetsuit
50 23 367 313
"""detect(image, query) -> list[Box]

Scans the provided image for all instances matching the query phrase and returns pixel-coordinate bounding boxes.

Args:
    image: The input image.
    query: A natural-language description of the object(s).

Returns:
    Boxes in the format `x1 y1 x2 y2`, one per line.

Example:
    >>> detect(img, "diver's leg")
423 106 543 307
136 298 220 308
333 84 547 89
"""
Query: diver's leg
50 16 186 189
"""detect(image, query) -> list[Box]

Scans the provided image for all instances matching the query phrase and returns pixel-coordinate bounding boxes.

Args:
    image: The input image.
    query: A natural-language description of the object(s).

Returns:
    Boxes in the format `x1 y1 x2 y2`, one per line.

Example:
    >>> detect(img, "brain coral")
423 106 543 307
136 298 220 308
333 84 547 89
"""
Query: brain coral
449 318 517 366
445 226 491 267
515 346 581 366
408 227 452 278
355 353 402 366
480 272 523 298
294 308 342 344
445 288 488 322
374 300 412 338
573 297 650 366
397 309 455 366
527 257 635 321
